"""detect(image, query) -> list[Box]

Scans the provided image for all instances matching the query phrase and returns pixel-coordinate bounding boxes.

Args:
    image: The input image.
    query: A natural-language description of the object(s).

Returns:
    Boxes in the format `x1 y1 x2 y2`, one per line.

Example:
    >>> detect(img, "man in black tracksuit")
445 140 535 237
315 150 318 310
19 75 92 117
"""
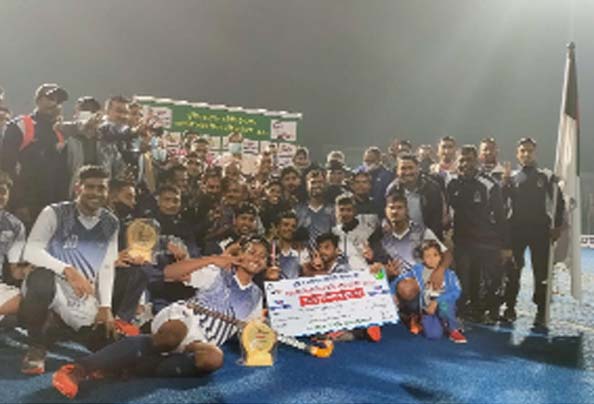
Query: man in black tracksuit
502 138 564 326
447 145 510 323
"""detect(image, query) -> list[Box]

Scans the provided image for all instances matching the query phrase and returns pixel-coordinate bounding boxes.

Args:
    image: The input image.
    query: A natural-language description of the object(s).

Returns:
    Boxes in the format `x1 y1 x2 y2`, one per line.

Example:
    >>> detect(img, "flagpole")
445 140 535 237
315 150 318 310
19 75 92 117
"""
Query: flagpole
545 42 578 327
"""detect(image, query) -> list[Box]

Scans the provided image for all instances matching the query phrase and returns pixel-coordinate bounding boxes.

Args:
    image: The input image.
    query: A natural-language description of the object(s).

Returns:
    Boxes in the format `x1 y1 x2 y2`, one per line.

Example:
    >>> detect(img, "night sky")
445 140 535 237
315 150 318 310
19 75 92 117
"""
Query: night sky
1 0 593 168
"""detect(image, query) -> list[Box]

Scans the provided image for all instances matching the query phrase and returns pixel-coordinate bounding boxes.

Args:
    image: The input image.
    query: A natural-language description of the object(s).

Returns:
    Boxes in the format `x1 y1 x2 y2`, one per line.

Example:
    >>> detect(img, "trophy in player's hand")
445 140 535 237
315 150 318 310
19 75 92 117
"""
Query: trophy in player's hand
126 219 160 263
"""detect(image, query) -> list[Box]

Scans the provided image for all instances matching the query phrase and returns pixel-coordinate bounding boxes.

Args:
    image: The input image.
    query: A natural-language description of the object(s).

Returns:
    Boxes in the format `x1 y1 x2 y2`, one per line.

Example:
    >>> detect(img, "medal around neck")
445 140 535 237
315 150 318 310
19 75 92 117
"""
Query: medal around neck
126 219 159 263
240 320 278 367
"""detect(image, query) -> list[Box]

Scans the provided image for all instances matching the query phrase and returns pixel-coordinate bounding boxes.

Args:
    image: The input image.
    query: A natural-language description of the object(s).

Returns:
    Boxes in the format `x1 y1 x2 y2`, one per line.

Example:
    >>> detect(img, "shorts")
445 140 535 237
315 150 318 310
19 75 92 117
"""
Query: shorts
0 282 20 321
50 276 98 331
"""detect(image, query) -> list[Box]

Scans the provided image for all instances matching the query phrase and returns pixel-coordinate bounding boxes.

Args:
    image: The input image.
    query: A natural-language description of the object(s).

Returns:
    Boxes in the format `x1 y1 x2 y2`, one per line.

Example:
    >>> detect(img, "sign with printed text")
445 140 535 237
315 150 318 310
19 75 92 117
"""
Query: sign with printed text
265 271 398 337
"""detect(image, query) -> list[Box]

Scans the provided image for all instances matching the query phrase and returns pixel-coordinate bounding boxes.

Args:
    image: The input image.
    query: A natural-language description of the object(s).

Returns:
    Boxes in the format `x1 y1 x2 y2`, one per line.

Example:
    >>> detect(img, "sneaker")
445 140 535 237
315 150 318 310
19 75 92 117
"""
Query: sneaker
114 319 140 336
52 364 87 399
366 326 382 342
533 308 546 328
502 307 517 323
449 329 467 344
409 315 422 335
21 346 47 375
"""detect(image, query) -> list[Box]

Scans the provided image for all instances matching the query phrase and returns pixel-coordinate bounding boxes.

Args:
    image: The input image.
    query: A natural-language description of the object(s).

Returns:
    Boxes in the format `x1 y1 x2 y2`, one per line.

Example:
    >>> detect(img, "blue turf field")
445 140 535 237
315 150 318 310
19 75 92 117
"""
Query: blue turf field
1 320 592 403
0 250 593 403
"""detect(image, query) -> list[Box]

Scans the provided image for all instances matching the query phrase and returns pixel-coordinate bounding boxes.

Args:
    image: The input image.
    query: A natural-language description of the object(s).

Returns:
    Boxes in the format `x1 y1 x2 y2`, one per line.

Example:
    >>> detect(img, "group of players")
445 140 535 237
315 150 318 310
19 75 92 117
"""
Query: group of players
0 84 564 398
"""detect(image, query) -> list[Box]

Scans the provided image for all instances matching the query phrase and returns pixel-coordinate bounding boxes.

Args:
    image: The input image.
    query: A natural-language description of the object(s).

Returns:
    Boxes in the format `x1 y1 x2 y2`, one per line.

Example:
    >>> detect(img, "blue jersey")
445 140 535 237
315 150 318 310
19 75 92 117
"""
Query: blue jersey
295 203 335 245
47 202 118 280
187 265 263 346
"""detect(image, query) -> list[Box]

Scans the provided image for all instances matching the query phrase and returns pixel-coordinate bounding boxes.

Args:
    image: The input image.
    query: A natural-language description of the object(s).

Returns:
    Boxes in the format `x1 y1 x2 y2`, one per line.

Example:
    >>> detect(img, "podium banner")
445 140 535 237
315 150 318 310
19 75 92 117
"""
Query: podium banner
265 271 398 337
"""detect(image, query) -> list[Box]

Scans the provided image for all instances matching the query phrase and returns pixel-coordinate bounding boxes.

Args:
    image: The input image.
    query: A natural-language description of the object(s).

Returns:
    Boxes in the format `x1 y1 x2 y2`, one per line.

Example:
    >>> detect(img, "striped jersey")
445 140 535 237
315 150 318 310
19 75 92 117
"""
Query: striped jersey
185 265 262 346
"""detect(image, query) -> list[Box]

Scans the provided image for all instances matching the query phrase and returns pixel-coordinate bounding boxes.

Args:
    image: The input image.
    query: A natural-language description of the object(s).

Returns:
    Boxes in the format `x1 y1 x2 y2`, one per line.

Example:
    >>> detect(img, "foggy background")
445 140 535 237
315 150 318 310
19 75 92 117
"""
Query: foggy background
1 0 593 169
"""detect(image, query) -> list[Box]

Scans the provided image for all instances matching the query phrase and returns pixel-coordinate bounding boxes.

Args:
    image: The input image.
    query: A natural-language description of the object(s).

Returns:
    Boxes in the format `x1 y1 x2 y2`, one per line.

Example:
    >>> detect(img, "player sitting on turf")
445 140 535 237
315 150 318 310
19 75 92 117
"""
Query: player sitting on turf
392 240 466 343
52 236 271 399
0 170 29 324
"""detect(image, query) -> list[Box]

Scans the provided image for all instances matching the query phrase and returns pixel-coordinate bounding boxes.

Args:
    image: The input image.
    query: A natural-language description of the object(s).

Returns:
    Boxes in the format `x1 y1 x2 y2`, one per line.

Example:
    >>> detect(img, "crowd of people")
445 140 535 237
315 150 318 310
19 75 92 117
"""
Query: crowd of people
0 83 565 398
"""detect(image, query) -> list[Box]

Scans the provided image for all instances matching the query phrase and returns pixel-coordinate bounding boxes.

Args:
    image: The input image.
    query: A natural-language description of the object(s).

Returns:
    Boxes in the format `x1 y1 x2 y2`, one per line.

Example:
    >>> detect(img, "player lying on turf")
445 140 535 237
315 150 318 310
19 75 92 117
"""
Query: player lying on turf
52 236 270 399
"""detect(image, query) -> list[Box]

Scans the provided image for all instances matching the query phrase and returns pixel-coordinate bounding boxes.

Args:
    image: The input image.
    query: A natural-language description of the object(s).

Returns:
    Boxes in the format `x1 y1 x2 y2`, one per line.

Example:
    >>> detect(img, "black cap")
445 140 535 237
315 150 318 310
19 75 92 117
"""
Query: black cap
35 83 69 104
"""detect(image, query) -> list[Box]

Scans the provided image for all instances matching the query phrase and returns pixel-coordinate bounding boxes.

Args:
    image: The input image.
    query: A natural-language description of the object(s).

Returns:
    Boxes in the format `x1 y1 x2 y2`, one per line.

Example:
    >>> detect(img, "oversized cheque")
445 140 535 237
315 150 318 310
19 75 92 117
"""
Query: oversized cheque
265 271 398 337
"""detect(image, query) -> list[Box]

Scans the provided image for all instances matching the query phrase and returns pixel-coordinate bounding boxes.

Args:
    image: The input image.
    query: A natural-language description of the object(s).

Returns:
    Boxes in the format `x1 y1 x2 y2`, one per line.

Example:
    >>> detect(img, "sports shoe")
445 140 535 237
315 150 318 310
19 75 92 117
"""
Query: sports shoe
52 364 87 399
366 326 382 342
21 346 47 375
115 319 141 336
533 307 546 328
409 315 422 335
449 329 467 344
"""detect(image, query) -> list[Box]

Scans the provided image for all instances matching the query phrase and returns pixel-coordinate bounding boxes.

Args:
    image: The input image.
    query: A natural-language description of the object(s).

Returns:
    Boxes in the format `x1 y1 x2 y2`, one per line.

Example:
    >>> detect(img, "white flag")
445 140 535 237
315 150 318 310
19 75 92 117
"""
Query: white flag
554 42 581 301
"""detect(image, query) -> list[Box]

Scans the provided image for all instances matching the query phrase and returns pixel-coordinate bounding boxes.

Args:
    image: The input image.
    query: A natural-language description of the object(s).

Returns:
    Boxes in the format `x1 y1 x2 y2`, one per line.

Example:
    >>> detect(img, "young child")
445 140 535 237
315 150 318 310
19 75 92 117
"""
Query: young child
392 240 466 343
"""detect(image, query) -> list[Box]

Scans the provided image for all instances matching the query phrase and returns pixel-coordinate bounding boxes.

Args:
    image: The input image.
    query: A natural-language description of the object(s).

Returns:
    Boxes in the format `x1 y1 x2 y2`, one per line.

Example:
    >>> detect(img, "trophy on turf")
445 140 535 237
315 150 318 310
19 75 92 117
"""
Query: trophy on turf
240 320 278 367
188 303 334 367
126 219 160 263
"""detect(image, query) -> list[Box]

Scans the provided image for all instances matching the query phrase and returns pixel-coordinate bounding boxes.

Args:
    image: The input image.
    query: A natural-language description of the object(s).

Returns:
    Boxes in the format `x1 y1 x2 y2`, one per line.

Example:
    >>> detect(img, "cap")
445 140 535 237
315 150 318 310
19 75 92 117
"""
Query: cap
35 83 69 104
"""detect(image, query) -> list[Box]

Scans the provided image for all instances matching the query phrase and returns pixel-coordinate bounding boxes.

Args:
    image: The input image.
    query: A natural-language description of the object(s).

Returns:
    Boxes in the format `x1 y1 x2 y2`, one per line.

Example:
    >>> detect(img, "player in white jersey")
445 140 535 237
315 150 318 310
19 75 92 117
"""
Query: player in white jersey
0 171 28 322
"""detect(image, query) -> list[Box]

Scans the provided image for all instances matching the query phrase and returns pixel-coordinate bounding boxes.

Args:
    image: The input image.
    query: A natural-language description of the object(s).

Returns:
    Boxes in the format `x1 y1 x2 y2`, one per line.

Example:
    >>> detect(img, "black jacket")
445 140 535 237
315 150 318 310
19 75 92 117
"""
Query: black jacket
504 166 565 229
447 172 509 249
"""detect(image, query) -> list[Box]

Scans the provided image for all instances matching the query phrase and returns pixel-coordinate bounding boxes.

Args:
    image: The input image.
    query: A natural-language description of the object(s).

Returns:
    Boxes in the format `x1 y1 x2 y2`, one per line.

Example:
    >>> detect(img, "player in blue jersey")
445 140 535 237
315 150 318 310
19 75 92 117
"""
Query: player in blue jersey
20 165 119 374
51 236 271 399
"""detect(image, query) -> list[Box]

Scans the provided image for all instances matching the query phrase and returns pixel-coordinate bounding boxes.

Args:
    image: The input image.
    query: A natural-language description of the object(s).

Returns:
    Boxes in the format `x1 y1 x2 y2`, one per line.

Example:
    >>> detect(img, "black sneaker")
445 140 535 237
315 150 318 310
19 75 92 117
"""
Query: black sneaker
533 308 546 328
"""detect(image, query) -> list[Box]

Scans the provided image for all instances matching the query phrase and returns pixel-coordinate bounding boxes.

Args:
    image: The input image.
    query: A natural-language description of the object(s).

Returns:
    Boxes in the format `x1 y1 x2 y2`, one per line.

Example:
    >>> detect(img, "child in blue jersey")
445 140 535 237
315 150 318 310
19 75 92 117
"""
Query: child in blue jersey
392 240 466 343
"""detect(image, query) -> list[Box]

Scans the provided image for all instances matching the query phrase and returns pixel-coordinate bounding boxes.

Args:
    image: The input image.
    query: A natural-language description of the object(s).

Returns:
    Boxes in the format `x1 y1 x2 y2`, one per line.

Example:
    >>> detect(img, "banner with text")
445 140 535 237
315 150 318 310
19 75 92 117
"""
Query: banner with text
134 95 302 165
265 271 398 337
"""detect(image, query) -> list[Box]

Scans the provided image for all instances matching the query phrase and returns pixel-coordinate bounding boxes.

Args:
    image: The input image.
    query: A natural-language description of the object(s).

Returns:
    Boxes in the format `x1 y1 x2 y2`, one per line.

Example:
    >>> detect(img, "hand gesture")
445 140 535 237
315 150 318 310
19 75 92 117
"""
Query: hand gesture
428 267 445 290
167 242 188 262
64 266 94 298
362 242 374 263
385 259 403 279
94 307 116 340
265 266 281 281
223 242 242 257
212 254 242 270
425 300 438 315
369 262 384 275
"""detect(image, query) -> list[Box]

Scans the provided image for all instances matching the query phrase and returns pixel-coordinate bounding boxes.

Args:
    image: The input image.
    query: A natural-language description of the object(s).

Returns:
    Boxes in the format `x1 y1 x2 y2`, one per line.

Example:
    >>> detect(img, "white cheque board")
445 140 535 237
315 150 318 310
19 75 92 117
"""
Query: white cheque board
265 271 398 337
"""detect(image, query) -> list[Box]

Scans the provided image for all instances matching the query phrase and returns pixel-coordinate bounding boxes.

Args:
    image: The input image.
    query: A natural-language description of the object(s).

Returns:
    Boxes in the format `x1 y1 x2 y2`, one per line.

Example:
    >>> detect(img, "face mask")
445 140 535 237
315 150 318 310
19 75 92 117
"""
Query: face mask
364 163 378 172
229 142 243 154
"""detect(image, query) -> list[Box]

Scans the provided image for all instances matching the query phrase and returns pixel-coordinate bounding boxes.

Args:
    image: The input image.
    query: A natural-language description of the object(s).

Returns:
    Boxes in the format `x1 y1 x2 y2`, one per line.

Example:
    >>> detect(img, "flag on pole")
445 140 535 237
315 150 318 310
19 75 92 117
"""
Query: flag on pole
553 42 582 302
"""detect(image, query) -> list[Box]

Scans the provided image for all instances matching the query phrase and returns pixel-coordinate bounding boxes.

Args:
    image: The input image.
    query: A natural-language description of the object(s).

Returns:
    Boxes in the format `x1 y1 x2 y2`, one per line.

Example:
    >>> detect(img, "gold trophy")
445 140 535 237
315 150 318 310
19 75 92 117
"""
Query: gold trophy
126 219 159 263
188 303 334 368
240 320 278 367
